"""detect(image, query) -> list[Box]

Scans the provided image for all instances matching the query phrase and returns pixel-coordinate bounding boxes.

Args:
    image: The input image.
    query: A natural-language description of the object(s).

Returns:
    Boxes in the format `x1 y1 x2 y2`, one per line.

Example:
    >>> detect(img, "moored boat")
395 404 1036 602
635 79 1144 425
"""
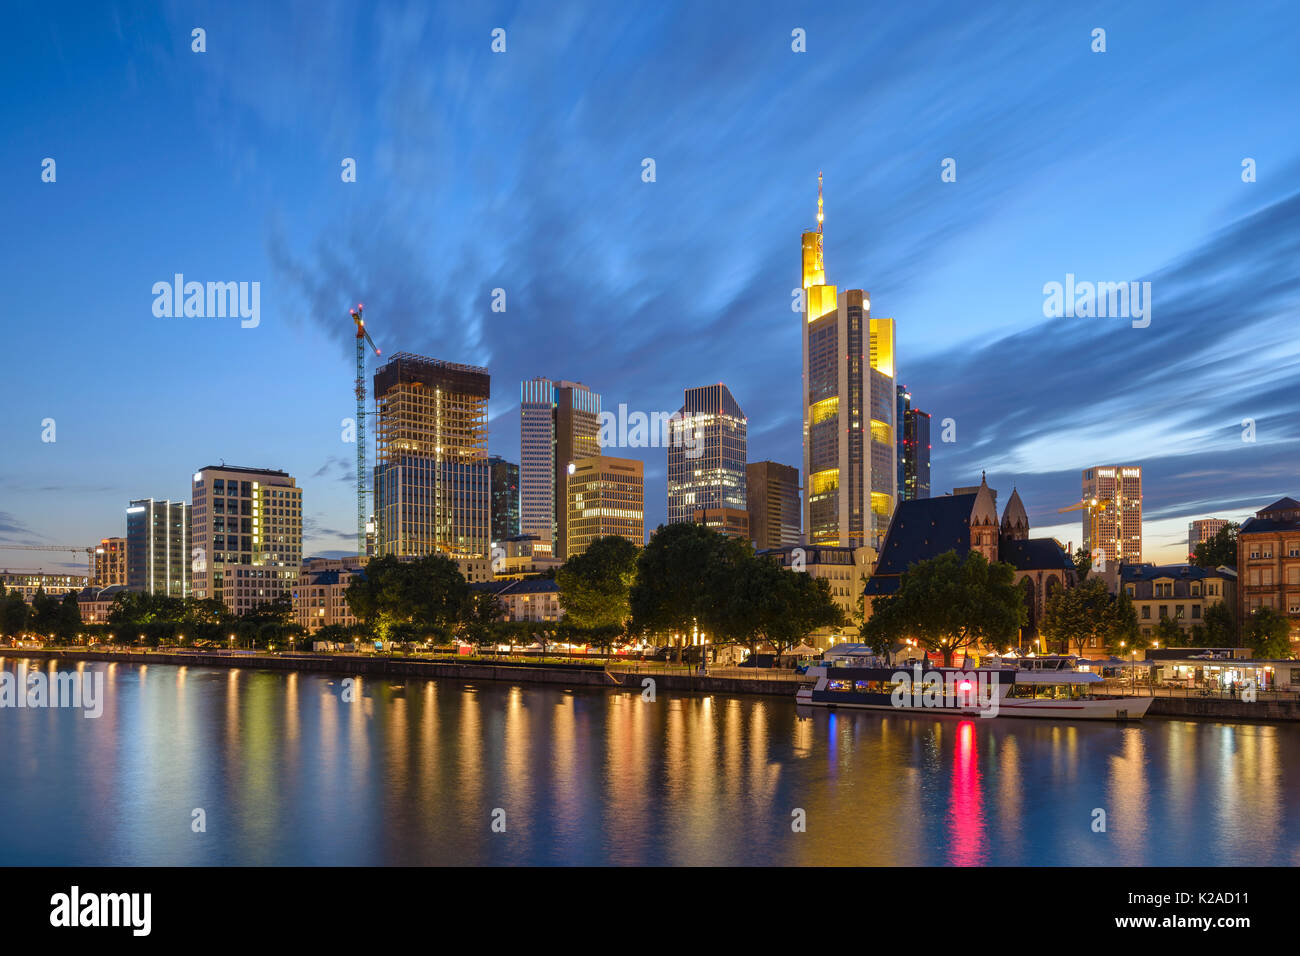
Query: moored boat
795 658 1151 720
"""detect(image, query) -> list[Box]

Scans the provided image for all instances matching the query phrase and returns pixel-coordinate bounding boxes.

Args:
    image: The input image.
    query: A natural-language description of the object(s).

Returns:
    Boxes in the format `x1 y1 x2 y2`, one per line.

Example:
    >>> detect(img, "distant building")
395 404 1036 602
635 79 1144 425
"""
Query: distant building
488 457 521 545
1103 563 1237 643
77 584 129 625
491 534 563 579
472 578 564 623
92 537 127 588
693 506 749 539
520 378 601 560
126 499 191 597
294 557 365 633
1188 518 1229 560
801 174 896 549
0 570 88 603
759 544 875 648
567 455 645 557
374 353 491 560
746 461 800 549
667 383 746 525
864 477 1076 651
1080 465 1143 566
1237 496 1300 648
190 465 301 614
896 385 931 502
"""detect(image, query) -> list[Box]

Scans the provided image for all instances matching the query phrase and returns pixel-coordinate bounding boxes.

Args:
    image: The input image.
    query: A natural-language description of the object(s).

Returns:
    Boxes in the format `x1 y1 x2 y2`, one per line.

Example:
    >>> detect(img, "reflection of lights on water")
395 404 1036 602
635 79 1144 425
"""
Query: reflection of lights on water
949 720 986 866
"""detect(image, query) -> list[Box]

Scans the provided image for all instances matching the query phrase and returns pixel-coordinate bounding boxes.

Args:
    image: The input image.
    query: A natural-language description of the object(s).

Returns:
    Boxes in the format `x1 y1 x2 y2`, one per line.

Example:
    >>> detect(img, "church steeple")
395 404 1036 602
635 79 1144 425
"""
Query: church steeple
1001 486 1029 540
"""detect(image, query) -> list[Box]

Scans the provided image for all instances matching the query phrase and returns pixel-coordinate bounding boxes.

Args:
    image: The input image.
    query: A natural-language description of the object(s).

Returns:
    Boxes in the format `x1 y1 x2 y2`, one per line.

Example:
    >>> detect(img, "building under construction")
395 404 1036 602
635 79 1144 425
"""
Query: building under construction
373 352 491 560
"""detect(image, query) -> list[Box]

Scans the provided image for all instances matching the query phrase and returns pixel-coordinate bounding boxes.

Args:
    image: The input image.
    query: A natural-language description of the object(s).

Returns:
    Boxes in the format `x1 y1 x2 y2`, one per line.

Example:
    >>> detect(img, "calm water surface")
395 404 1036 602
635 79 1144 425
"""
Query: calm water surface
1 657 1296 865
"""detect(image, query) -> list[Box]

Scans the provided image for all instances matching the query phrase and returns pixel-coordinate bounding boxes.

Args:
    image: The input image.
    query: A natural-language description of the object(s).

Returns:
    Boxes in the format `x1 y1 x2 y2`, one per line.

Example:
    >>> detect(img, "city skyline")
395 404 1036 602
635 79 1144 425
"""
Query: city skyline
4 2 1299 573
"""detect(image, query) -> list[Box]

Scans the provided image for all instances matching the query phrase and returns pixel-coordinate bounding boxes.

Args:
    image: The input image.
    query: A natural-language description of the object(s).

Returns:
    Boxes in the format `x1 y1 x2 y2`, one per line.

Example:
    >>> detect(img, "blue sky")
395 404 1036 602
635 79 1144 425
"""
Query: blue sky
2 0 1298 573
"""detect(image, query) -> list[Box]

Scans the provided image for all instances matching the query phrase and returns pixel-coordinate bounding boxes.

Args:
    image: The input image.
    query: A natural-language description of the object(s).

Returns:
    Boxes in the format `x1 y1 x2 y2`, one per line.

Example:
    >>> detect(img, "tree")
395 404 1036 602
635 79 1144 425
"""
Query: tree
863 550 1025 667
346 554 469 641
629 523 739 658
1072 547 1094 581
1040 576 1140 657
1 589 29 637
460 590 505 649
1245 606 1292 659
1191 523 1239 569
556 535 640 636
1198 600 1236 646
29 588 62 639
764 570 844 658
1152 615 1185 649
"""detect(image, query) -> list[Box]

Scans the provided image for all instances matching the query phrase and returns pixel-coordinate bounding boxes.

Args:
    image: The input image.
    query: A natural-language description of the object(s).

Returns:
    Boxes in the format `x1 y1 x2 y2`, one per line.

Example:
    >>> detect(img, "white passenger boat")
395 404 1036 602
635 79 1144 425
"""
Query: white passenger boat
795 656 1152 720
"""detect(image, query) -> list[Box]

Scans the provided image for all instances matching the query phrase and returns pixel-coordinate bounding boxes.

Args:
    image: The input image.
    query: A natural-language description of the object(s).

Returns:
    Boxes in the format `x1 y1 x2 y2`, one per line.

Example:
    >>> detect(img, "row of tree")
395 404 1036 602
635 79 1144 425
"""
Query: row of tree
341 524 847 657
0 586 82 641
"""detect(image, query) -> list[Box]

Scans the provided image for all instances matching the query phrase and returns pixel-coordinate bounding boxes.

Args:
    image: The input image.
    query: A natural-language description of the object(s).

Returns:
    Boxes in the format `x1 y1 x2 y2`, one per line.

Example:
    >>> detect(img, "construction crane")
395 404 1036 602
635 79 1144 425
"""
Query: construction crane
350 304 381 558
2 544 97 577
1058 497 1113 562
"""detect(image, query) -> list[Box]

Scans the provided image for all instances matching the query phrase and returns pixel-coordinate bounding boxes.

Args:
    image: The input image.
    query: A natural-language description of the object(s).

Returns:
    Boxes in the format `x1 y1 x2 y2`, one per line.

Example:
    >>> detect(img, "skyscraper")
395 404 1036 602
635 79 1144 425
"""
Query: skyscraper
126 499 190 597
746 460 800 549
666 383 747 525
374 353 491 559
520 378 601 560
92 536 127 588
488 456 521 544
190 466 301 613
1188 517 1228 559
1081 465 1143 566
896 385 931 502
567 455 645 556
801 173 897 548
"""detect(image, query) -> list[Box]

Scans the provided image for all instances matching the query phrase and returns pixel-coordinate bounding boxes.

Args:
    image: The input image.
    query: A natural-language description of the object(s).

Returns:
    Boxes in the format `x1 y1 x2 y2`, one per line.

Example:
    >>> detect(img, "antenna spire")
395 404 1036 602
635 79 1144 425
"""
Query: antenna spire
816 170 824 234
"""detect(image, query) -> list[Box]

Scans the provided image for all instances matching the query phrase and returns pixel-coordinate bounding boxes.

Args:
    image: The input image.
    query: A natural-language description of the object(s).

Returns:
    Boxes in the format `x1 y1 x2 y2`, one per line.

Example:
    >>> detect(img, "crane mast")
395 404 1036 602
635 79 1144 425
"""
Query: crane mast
350 305 380 559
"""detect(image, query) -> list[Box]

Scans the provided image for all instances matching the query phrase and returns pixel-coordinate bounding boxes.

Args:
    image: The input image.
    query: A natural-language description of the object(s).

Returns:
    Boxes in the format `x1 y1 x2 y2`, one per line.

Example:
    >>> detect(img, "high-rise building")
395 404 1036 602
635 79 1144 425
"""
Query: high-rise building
1188 518 1229 559
802 173 897 548
1081 466 1143 566
896 385 931 502
667 383 747 525
692 507 750 539
520 378 601 560
746 460 800 549
374 353 491 560
126 499 190 597
488 457 521 545
190 466 301 613
92 536 127 588
567 455 645 556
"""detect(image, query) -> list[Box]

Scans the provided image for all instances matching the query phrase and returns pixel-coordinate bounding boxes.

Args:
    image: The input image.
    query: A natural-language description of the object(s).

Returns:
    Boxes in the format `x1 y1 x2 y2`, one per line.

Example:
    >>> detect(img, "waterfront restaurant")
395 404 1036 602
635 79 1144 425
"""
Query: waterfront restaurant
1147 657 1300 693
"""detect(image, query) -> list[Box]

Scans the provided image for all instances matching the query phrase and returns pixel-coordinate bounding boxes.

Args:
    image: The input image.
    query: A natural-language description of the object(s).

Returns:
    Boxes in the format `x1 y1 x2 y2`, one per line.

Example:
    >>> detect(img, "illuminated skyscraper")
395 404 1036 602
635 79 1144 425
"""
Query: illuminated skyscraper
520 378 601 560
801 173 897 547
488 456 521 544
1081 465 1143 565
374 353 491 559
92 536 127 588
666 383 747 525
896 385 931 502
189 466 300 612
126 499 190 597
1188 517 1228 560
567 455 645 556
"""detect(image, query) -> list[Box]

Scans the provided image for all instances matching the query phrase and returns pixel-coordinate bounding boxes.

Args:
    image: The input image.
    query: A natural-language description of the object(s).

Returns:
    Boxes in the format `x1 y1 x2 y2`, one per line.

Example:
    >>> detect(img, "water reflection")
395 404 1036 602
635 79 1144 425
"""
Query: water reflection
0 657 1295 866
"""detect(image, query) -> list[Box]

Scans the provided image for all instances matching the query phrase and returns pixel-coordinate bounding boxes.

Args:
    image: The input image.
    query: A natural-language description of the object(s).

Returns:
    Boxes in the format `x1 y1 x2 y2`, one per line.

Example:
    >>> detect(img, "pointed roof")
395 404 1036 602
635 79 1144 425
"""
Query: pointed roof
1001 487 1029 530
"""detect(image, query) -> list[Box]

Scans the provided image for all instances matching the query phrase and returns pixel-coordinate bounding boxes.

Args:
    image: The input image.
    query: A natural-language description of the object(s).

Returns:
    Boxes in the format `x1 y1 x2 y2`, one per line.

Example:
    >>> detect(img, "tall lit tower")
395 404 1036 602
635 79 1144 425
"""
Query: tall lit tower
801 173 897 548
1081 466 1142 565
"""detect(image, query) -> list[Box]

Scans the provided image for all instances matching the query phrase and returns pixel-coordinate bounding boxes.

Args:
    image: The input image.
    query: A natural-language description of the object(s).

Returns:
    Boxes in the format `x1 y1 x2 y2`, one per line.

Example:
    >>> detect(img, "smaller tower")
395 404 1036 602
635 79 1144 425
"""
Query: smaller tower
1001 487 1030 541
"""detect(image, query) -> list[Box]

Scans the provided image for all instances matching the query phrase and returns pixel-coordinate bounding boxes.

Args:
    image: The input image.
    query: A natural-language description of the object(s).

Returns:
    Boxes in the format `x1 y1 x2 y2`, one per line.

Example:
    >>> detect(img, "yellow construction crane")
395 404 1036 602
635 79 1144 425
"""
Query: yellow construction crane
2 544 97 576
1058 497 1114 558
